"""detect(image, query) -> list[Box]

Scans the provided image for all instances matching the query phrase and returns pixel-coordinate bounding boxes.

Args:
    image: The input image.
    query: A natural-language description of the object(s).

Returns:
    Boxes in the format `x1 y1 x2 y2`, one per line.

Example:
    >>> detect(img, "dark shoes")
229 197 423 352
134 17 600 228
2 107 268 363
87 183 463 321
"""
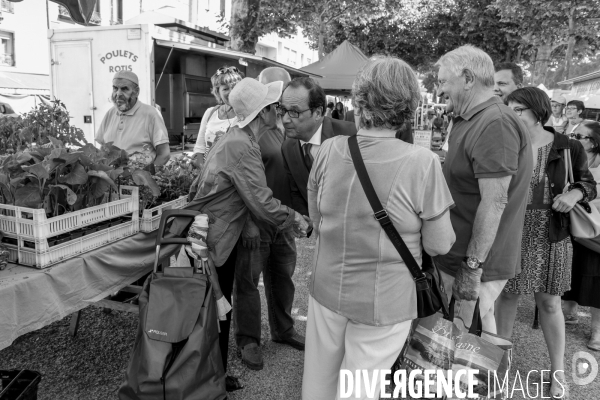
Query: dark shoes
225 375 243 392
273 333 305 351
238 343 264 370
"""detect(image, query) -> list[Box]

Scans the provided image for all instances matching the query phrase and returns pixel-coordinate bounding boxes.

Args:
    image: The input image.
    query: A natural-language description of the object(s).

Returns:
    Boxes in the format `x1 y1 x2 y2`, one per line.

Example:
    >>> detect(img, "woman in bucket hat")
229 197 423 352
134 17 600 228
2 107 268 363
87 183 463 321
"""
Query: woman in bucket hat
170 77 310 393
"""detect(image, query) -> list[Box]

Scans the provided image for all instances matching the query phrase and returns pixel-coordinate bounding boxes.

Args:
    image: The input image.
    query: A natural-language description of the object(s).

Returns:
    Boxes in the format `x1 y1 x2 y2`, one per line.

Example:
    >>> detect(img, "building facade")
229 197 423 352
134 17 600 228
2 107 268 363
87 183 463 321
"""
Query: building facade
0 0 316 101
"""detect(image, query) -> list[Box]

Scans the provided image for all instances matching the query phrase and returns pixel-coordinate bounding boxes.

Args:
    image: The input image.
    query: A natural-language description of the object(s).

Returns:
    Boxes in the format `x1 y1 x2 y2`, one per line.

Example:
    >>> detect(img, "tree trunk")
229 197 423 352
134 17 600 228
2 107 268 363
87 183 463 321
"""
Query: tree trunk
563 7 576 81
229 0 261 54
317 16 325 60
515 44 523 63
532 44 553 86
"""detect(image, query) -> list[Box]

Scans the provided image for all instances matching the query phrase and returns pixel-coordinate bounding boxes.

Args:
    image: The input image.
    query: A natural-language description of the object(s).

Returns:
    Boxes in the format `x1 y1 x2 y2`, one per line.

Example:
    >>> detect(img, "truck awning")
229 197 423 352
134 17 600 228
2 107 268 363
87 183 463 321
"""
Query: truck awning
155 39 322 79
0 71 50 94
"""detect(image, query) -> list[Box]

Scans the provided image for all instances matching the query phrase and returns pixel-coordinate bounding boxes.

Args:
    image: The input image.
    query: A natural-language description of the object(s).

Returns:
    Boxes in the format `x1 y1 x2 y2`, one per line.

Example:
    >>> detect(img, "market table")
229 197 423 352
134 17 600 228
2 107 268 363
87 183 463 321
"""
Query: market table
0 231 182 351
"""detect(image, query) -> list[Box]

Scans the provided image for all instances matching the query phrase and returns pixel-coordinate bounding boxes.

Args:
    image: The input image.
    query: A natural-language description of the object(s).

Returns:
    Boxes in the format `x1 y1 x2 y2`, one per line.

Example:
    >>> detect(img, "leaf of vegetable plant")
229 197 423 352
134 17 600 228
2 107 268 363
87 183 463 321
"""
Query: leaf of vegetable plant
50 184 77 205
47 136 64 148
87 170 118 192
59 163 88 185
132 169 161 197
22 163 50 180
108 167 124 181
54 151 81 166
0 182 13 203
15 153 32 164
88 177 112 199
14 185 42 208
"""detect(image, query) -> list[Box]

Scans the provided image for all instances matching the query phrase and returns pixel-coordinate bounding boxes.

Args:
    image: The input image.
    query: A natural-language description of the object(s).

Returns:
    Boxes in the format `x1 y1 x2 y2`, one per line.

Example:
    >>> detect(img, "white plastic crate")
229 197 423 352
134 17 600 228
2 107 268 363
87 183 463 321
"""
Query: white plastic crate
0 186 139 240
17 218 140 269
139 196 188 233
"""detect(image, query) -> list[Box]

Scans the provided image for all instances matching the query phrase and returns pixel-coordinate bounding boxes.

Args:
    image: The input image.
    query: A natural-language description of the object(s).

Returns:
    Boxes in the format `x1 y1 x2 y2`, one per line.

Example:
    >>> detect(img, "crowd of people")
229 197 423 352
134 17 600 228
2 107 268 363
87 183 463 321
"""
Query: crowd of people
98 42 600 400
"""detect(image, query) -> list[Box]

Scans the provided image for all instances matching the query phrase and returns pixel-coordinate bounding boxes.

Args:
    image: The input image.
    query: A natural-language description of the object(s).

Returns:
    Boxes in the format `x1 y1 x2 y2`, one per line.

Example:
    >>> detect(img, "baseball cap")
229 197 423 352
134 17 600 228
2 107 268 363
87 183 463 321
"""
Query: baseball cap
551 95 566 105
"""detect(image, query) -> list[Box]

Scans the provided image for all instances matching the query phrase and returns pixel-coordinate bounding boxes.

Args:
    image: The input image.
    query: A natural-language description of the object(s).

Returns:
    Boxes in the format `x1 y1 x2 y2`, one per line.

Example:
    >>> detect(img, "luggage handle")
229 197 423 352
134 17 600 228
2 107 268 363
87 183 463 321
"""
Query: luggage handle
154 209 201 273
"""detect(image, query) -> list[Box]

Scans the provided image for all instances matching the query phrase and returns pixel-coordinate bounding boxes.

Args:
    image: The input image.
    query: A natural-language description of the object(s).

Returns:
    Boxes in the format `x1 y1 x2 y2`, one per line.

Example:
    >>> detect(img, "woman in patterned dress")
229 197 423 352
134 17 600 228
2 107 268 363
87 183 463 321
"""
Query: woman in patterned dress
494 88 597 399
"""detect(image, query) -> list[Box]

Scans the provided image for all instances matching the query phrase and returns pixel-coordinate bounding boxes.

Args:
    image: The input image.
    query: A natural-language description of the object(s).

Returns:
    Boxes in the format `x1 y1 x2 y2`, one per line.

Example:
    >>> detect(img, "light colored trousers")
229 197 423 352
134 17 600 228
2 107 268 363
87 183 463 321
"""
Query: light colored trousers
302 296 411 400
439 269 507 334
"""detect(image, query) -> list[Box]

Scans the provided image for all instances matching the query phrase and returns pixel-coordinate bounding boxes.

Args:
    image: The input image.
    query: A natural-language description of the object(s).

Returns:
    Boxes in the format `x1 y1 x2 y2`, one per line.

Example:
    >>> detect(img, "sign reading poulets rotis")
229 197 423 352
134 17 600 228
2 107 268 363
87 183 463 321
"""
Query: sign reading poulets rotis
100 49 139 73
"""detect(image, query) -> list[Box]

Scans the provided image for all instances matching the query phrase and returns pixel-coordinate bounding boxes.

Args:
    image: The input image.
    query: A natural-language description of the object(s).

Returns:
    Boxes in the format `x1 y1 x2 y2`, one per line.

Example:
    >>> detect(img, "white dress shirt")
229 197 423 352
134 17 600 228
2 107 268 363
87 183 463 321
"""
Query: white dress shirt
300 123 323 159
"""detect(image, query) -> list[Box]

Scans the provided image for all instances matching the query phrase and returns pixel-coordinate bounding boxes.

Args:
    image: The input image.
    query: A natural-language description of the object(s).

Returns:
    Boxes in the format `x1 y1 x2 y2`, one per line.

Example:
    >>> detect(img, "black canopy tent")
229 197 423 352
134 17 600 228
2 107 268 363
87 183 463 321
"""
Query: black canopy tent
300 40 369 96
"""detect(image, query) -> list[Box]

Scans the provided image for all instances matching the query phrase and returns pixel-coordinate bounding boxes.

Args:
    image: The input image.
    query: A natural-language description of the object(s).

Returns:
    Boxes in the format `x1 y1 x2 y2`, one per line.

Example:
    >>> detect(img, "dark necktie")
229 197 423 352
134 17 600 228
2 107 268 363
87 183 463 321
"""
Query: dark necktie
303 143 313 170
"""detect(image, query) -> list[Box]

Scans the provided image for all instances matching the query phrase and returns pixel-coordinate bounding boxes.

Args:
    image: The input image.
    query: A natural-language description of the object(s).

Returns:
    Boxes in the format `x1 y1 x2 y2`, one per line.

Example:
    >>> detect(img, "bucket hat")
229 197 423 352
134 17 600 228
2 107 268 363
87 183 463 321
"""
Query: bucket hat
230 78 283 128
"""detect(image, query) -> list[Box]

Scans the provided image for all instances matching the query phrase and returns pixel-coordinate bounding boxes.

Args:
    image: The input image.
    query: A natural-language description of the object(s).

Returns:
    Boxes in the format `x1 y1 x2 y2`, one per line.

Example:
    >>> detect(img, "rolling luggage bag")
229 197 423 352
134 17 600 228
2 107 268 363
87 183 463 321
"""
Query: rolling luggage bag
118 210 226 400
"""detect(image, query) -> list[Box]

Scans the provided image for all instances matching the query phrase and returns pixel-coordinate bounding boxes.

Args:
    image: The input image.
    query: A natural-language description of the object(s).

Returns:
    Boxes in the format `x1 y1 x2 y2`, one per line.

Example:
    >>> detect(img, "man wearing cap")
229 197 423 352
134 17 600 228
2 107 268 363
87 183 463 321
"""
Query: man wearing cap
233 67 306 370
545 95 568 134
96 71 170 166
280 77 356 218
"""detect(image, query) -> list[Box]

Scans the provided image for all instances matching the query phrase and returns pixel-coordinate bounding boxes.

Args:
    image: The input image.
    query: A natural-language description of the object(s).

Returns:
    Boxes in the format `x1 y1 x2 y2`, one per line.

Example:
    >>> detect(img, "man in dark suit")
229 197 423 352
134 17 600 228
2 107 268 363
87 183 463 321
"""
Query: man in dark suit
279 78 357 216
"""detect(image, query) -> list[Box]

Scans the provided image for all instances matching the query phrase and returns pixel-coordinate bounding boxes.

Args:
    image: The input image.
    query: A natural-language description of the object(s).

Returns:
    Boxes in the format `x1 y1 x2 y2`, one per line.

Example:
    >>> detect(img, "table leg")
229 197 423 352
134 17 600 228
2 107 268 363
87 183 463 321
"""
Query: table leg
69 311 82 337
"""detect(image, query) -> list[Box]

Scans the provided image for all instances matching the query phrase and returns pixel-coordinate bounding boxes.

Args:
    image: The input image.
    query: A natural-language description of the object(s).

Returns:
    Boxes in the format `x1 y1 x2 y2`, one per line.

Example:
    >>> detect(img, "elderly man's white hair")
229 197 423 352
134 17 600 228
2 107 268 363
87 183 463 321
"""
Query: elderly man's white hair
435 45 495 88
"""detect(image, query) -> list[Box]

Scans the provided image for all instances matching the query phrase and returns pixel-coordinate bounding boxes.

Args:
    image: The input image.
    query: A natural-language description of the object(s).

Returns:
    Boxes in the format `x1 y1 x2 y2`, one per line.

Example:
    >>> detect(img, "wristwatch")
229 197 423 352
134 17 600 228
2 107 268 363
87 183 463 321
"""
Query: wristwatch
463 256 484 270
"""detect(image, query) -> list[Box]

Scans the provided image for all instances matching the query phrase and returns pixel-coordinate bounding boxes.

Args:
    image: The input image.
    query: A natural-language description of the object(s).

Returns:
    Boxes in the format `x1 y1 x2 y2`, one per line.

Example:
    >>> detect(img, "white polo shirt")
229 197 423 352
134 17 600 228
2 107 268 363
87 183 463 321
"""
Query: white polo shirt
95 100 169 160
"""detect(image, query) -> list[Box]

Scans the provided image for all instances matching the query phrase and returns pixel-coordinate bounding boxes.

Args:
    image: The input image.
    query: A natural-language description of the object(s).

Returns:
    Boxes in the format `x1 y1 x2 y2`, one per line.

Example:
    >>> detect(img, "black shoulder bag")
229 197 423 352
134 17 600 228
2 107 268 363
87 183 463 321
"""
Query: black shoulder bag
347 134 448 318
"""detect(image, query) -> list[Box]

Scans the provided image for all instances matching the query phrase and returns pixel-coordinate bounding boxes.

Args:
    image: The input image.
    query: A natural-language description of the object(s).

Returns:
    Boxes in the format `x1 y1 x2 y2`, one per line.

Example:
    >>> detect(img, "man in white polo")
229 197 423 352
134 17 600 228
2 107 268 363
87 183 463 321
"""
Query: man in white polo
96 71 170 166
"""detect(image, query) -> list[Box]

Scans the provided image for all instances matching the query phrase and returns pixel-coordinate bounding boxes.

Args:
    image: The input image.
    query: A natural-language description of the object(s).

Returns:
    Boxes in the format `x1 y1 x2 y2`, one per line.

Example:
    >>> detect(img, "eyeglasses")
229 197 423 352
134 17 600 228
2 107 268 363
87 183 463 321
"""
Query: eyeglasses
215 66 240 76
512 107 530 116
571 134 592 140
276 105 312 118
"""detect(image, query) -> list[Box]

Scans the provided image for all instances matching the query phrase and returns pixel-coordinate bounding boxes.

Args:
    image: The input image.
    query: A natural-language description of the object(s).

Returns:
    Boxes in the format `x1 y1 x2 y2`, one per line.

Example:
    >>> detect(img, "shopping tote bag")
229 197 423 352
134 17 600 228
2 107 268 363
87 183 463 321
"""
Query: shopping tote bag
392 298 512 400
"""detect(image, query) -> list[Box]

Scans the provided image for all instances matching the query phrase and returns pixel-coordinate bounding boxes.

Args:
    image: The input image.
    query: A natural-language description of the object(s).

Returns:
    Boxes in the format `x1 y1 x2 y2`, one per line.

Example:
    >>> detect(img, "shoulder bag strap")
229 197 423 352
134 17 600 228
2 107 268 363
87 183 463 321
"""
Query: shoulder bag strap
347 135 428 287
563 148 574 187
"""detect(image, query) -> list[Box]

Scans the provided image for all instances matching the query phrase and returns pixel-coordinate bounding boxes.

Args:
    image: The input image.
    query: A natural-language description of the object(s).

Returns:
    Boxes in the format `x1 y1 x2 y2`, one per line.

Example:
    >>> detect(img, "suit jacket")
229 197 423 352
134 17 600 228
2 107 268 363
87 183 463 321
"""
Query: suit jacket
282 117 356 215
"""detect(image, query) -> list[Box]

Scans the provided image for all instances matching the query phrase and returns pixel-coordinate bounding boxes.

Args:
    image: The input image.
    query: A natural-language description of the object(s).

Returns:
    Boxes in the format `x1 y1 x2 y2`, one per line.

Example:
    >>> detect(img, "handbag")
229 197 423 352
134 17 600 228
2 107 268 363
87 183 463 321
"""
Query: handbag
347 134 447 318
563 149 600 239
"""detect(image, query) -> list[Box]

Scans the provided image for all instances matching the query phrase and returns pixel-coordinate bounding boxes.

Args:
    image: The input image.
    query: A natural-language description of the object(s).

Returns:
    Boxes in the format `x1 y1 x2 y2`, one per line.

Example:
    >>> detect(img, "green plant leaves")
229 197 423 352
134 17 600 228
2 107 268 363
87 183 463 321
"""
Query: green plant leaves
87 170 118 192
14 185 42 208
50 184 77 205
59 163 88 185
22 163 50 181
132 169 161 197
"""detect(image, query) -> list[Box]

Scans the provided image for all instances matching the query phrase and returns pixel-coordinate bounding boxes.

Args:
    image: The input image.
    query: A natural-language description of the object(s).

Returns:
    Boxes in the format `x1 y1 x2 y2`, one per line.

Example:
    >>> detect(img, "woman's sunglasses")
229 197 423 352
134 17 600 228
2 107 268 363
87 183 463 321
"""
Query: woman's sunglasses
216 66 240 76
571 134 591 140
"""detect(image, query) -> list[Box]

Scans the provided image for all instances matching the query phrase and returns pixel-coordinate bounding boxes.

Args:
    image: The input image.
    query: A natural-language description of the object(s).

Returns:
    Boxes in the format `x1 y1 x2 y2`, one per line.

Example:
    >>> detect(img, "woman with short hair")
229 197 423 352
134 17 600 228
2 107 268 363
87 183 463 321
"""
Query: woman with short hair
302 56 456 399
563 121 600 351
495 87 596 399
192 66 244 168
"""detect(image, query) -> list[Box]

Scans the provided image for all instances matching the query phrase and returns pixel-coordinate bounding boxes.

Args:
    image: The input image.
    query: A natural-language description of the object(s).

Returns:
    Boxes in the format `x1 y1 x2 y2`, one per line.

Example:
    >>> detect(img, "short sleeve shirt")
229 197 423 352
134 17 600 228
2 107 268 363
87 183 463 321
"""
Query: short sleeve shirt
308 131 454 325
95 100 170 160
435 96 533 281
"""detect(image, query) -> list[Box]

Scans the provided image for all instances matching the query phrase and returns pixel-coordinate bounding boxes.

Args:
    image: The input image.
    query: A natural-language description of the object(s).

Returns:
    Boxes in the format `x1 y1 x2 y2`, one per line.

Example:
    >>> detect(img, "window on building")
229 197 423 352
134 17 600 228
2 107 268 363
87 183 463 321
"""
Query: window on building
307 58 312 65
0 31 14 67
283 47 290 64
112 0 123 25
290 50 297 66
1 0 14 13
220 0 226 13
